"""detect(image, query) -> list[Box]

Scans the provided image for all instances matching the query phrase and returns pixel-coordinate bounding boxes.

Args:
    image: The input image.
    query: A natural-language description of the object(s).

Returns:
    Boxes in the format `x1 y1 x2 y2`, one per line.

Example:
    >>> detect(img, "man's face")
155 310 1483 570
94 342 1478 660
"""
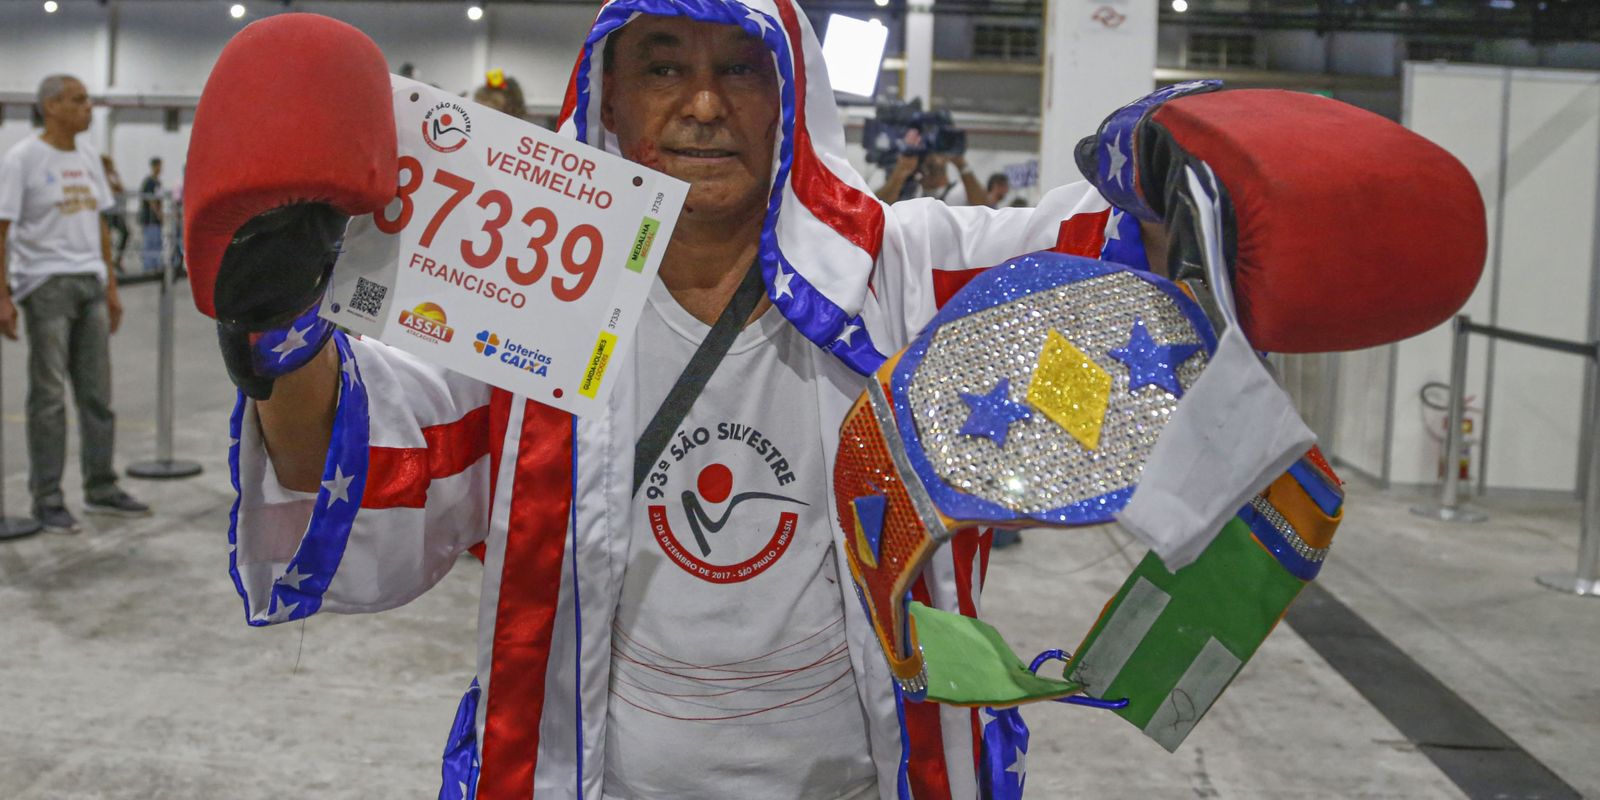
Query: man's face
602 16 779 224
988 179 1009 205
44 79 92 134
151 161 163 177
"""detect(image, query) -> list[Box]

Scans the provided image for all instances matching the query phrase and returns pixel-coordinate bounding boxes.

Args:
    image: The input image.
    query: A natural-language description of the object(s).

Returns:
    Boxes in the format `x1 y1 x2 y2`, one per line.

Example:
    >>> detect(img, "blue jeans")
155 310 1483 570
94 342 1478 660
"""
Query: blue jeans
141 223 163 273
19 275 120 509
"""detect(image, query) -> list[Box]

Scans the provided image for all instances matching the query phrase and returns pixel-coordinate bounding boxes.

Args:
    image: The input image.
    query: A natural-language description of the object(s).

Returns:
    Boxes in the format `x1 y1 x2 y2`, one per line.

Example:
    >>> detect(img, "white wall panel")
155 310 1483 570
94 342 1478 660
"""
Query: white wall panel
1356 63 1600 494
0 4 106 94
113 1 253 94
1330 345 1391 482
1485 71 1599 492
1382 64 1504 487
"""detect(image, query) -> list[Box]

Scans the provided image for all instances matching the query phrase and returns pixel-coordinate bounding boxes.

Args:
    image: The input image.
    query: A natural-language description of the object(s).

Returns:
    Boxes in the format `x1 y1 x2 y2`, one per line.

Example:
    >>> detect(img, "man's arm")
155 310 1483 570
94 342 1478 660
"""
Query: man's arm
875 155 920 204
255 340 339 492
952 155 985 207
0 220 15 340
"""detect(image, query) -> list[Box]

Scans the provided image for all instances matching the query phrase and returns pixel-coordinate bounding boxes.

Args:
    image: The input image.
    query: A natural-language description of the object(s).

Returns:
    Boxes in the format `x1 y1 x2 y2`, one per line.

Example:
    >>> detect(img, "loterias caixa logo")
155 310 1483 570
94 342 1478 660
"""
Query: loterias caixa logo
642 423 807 584
474 330 552 376
422 100 472 154
397 301 455 343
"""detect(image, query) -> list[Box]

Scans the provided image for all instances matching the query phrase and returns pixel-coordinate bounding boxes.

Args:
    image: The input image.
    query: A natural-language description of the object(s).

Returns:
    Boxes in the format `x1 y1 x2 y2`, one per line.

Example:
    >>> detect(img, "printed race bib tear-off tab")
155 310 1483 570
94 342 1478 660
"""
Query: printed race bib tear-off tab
325 76 688 417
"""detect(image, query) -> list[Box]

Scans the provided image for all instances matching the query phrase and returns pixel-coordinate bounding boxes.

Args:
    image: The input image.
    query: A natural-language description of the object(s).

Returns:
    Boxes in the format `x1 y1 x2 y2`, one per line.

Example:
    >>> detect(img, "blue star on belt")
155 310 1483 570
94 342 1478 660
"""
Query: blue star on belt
958 377 1032 447
1109 317 1202 397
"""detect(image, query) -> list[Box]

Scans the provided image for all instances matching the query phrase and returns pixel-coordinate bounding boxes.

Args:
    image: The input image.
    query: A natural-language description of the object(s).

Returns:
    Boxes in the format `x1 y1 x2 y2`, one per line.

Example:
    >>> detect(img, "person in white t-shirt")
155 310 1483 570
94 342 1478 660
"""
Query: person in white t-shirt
875 150 985 206
0 74 149 535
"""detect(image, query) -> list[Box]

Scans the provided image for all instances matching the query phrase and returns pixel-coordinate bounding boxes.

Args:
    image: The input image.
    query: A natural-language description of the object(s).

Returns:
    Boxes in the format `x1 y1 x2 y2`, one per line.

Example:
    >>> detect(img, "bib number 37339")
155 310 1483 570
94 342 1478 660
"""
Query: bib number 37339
323 75 688 418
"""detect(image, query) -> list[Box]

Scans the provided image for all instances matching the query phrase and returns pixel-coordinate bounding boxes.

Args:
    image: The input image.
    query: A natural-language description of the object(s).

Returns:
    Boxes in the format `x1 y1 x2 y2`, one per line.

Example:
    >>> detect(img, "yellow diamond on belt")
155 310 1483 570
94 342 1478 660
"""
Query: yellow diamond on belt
1026 329 1112 451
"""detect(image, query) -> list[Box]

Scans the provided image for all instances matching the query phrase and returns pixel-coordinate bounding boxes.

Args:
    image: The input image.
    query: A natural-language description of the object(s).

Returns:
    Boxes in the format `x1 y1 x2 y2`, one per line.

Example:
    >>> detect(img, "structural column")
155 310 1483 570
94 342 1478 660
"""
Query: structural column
904 0 935 106
1038 0 1157 190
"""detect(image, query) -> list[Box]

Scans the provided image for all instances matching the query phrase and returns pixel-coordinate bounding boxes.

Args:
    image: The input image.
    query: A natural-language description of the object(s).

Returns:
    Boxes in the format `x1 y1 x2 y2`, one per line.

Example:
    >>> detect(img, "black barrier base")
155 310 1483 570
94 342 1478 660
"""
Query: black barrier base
127 460 204 480
0 516 43 541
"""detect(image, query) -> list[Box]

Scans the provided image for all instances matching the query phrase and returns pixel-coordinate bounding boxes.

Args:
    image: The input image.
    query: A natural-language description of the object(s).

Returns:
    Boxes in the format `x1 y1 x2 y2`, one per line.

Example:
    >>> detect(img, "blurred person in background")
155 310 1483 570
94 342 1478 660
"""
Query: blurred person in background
472 68 527 120
138 156 163 273
875 149 985 205
985 171 1010 208
0 74 149 534
99 154 130 272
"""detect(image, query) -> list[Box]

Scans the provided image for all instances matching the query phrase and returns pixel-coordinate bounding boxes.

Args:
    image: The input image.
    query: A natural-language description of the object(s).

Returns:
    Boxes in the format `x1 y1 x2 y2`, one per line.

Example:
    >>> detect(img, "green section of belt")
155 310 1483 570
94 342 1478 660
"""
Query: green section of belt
1068 517 1305 749
909 602 1079 707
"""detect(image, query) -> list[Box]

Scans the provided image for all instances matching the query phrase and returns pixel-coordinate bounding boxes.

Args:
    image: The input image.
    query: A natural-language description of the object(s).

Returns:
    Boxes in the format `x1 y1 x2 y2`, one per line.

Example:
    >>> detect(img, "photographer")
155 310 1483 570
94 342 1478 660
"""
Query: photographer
875 149 985 205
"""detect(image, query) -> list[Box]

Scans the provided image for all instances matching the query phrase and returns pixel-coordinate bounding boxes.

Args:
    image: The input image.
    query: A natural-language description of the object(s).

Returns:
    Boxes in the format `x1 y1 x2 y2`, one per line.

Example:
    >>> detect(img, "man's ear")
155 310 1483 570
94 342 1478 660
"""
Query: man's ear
600 71 615 133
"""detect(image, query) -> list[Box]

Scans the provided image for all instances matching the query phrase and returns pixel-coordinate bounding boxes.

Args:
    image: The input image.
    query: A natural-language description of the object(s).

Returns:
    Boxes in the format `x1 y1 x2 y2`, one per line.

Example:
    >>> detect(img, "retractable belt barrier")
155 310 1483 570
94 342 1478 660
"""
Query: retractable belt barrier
1410 314 1600 597
127 194 203 481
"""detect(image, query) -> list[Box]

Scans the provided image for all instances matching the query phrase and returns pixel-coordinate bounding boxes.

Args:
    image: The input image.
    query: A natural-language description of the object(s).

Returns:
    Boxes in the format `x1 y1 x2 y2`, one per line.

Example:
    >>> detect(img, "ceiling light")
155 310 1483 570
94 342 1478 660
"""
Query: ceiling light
43 0 58 11
230 3 246 19
467 5 484 20
1172 0 1189 11
874 0 889 7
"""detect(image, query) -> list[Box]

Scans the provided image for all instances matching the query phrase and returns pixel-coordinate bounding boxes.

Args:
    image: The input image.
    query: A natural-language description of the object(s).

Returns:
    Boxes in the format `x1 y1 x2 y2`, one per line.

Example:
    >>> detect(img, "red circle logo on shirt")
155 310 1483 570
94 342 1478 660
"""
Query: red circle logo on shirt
643 425 807 584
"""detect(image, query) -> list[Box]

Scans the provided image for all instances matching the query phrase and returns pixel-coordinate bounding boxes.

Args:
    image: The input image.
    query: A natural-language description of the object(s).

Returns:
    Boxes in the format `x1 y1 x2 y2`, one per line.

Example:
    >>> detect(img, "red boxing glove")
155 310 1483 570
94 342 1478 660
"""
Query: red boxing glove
1078 88 1486 353
185 12 396 322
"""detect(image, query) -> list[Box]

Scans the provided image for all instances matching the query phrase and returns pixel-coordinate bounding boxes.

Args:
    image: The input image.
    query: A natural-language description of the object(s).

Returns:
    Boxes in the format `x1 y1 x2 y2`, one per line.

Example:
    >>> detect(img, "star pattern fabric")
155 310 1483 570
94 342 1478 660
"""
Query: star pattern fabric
959 378 1033 447
773 264 796 300
1106 131 1129 188
1109 317 1202 397
980 705 1030 800
271 324 309 361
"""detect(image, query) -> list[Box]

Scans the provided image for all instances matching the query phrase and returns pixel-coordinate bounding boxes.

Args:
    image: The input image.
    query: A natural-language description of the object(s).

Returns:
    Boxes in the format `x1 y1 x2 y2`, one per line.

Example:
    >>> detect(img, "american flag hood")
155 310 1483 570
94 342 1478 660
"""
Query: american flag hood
557 0 892 375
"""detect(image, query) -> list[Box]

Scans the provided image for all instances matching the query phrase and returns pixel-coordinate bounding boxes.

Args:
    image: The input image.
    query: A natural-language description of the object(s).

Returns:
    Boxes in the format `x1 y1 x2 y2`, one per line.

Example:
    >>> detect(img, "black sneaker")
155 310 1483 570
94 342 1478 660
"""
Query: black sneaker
84 490 152 518
35 505 81 534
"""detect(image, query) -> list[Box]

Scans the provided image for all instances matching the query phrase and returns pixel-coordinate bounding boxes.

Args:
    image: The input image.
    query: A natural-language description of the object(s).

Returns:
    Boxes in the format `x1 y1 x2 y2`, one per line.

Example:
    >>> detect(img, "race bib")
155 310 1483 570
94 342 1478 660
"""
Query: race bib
325 76 688 417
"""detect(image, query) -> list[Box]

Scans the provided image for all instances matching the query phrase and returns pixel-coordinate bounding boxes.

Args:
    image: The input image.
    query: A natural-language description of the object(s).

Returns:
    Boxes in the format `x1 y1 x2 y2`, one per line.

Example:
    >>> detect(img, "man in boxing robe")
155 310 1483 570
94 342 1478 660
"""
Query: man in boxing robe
186 4 1480 800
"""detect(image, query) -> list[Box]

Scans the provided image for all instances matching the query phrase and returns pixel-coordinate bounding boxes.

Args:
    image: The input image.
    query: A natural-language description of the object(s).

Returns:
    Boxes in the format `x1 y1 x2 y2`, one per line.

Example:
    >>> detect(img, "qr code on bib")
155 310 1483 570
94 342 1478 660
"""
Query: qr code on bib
350 277 388 317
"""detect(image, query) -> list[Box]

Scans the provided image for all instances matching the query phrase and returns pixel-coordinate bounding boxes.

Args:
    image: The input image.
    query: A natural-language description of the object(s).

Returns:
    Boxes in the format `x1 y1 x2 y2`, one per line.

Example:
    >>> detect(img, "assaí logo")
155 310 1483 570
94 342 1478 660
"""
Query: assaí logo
397 302 455 343
422 100 472 154
474 330 553 376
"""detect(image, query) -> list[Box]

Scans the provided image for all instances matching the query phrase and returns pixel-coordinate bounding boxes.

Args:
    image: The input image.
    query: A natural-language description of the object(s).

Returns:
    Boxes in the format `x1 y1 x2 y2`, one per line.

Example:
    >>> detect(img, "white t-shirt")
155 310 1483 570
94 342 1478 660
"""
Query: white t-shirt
904 177 967 206
0 136 112 301
604 280 877 800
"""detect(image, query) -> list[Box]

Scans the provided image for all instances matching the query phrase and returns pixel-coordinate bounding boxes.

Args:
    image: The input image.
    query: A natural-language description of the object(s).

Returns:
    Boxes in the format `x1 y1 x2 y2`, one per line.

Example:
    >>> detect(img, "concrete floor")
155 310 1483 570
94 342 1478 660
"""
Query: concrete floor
1 283 1596 799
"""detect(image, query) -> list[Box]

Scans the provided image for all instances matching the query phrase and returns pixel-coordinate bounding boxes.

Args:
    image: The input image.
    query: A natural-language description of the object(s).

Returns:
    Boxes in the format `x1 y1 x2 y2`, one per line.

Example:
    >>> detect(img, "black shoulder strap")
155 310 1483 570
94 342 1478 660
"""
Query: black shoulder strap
633 260 766 496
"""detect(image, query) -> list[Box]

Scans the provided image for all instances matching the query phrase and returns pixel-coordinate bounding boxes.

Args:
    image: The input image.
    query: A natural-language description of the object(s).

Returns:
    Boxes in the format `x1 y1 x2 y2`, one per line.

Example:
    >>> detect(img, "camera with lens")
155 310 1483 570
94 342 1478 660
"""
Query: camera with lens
862 99 967 170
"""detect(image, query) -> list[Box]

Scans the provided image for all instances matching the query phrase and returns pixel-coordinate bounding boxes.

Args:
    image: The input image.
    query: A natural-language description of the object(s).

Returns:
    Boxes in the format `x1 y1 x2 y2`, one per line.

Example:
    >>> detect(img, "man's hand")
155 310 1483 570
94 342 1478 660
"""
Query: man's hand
0 295 17 341
875 154 922 204
890 153 919 178
106 285 123 334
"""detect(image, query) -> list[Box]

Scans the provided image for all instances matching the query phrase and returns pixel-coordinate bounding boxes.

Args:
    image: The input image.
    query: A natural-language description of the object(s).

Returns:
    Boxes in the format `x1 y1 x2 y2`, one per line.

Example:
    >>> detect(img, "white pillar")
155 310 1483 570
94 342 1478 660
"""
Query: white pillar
1038 0 1156 190
89 2 116 155
471 10 492 92
904 0 935 106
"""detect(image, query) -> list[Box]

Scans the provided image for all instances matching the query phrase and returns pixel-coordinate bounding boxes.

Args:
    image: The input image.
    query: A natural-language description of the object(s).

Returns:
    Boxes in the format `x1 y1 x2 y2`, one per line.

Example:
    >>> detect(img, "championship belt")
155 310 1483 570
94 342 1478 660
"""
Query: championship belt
836 252 1217 689
834 249 1343 748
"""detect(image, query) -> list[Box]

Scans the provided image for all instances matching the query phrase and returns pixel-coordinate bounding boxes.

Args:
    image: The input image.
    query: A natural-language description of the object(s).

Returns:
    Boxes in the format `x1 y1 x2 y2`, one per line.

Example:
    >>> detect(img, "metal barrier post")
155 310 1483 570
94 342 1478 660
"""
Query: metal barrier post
1412 315 1489 523
128 193 202 480
0 343 43 540
1537 347 1600 597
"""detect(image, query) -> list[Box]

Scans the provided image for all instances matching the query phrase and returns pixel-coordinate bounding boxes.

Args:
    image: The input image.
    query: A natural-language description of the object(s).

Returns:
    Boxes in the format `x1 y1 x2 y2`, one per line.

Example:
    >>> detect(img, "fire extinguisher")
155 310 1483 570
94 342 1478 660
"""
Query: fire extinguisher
1421 381 1481 488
